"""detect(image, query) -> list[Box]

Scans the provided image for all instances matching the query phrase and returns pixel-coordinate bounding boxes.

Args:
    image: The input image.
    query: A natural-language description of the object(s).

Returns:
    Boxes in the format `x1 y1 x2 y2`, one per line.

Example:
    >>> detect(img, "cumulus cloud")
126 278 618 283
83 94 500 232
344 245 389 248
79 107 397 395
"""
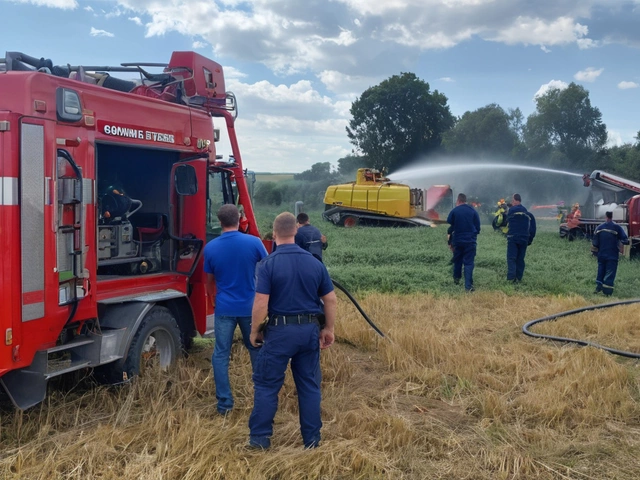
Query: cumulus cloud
618 81 639 89
574 67 603 82
84 5 93 11
111 0 607 76
534 80 568 99
540 45 551 53
128 16 142 26
607 130 623 146
90 27 114 37
12 0 76 8
192 40 206 49
439 77 455 82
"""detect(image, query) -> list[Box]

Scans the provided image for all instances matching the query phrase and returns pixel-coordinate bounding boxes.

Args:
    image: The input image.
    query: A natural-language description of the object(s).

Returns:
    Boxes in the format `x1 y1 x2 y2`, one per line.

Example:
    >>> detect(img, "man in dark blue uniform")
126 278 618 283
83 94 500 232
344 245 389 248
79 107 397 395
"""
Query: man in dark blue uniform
592 211 629 296
506 193 536 283
295 212 328 262
248 212 337 449
446 193 481 292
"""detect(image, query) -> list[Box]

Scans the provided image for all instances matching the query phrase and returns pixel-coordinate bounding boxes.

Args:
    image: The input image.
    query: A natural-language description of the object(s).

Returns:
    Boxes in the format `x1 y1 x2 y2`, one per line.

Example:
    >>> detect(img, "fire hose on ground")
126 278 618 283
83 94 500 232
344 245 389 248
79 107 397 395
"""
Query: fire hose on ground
331 279 385 338
522 298 640 359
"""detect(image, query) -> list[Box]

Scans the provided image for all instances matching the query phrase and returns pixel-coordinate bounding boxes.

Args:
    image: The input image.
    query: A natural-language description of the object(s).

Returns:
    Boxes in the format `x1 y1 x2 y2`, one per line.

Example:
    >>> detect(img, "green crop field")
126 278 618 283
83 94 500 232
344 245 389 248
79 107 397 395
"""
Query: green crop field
256 206 640 298
254 173 295 183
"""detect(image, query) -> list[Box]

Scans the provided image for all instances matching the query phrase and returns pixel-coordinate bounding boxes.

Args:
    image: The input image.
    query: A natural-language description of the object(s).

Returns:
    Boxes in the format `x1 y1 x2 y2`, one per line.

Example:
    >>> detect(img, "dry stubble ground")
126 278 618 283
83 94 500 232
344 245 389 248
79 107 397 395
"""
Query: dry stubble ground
1 292 640 479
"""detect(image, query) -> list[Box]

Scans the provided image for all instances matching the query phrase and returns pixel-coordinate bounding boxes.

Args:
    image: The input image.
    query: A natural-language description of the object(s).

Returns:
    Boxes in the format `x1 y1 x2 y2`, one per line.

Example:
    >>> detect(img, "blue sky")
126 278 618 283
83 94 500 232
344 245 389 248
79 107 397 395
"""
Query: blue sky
2 0 639 173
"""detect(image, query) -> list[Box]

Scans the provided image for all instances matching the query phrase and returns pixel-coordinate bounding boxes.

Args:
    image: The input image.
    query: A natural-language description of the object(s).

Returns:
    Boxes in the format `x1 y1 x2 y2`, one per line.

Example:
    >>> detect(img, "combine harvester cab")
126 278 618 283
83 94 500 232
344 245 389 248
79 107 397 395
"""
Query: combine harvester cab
576 170 640 254
322 168 452 227
0 50 262 409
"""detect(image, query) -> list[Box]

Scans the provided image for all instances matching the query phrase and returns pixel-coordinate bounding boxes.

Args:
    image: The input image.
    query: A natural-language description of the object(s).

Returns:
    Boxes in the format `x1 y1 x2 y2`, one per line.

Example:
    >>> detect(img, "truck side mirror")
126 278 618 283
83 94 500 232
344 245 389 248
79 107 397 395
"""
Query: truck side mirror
175 164 198 196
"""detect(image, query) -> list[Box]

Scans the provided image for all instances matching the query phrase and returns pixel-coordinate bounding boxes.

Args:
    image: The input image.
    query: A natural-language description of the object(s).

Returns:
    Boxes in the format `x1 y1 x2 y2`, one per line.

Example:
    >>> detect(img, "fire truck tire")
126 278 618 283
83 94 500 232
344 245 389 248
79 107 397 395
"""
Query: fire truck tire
94 306 182 384
342 215 359 228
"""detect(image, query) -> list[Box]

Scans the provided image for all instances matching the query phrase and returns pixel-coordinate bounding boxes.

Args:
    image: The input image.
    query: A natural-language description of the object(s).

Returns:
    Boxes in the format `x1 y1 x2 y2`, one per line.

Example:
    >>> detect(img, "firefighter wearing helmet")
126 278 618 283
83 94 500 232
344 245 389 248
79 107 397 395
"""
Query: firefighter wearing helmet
492 199 509 234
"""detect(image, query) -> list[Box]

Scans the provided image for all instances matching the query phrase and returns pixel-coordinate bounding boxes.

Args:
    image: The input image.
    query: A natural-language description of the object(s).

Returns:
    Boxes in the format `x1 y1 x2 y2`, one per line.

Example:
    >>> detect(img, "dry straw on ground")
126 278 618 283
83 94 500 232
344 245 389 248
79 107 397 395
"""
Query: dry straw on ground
1 292 639 479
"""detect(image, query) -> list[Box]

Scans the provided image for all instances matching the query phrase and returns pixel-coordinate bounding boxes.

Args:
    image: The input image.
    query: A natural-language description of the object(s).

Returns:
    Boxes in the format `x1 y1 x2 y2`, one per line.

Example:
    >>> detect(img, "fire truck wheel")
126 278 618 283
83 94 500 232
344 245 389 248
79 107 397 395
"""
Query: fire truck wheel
94 306 182 384
342 215 359 228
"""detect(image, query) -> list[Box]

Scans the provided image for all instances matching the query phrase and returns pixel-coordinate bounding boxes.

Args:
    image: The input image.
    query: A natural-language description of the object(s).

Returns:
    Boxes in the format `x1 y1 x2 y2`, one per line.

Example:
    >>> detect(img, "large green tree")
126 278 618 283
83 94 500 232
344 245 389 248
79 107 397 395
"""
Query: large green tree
442 103 519 158
346 72 454 172
524 82 607 169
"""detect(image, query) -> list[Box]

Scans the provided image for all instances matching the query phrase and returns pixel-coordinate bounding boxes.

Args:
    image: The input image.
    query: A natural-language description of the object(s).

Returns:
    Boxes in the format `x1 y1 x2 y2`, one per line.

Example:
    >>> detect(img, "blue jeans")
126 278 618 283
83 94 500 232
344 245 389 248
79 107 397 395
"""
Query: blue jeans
507 240 528 281
452 243 476 290
249 323 321 449
596 258 618 295
213 315 259 413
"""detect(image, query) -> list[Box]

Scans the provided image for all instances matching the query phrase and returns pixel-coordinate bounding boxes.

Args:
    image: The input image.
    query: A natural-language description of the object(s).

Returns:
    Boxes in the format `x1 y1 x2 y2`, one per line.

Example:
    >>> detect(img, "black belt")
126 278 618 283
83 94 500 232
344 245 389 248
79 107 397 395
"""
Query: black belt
268 314 320 326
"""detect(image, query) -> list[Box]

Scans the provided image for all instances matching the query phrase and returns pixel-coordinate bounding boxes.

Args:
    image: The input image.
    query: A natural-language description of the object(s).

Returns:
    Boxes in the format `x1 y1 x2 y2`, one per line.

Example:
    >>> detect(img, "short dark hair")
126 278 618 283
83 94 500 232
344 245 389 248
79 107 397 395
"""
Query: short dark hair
217 204 240 228
457 193 467 203
297 212 309 224
513 193 522 202
605 211 613 219
274 212 297 237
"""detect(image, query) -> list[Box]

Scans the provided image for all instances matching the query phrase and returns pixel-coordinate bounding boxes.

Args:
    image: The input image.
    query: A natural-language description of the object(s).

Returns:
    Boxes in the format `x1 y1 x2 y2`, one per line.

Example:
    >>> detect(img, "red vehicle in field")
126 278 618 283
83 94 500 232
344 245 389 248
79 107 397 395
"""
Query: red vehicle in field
0 51 261 408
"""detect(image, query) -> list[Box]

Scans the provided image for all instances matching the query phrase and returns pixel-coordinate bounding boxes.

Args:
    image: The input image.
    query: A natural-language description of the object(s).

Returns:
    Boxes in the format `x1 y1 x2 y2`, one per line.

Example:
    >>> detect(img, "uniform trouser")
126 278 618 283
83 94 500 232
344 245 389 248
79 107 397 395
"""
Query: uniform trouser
249 323 321 448
212 316 259 413
596 258 618 296
452 243 476 290
507 240 528 281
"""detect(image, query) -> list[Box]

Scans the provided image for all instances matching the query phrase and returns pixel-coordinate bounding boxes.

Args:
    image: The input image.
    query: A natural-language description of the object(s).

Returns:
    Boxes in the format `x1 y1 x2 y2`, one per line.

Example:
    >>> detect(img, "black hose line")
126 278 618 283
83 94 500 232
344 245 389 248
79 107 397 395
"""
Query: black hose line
522 298 640 359
331 279 385 338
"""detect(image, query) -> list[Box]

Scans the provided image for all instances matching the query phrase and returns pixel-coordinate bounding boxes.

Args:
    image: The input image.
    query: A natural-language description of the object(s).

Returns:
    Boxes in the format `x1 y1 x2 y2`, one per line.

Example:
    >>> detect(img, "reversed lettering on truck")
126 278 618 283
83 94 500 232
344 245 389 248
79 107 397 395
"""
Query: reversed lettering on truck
99 121 175 144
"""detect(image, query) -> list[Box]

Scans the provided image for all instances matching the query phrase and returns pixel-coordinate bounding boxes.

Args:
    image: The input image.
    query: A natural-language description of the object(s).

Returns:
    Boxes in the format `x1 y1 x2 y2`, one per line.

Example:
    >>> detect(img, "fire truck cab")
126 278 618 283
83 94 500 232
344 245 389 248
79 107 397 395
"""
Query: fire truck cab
0 51 260 408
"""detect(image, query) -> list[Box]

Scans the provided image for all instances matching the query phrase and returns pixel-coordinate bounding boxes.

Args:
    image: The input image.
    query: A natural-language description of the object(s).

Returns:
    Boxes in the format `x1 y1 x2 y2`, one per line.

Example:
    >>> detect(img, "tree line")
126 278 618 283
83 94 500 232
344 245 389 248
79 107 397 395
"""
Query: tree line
255 72 640 208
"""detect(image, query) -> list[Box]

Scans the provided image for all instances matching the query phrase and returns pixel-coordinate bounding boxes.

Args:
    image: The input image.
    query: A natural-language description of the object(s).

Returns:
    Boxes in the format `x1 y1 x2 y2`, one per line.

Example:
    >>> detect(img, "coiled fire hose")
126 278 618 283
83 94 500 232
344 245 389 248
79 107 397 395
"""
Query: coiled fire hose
522 299 640 359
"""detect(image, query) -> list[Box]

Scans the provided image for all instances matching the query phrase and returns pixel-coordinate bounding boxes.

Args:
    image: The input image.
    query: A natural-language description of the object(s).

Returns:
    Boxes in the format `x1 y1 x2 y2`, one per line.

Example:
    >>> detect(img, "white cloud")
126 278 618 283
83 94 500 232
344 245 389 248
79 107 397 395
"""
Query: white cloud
618 81 639 90
540 45 551 53
128 16 143 26
317 70 379 95
84 6 93 12
607 130 623 146
90 27 114 38
223 66 248 79
12 0 76 8
489 16 594 48
439 77 455 82
192 40 206 49
534 80 568 99
574 67 603 83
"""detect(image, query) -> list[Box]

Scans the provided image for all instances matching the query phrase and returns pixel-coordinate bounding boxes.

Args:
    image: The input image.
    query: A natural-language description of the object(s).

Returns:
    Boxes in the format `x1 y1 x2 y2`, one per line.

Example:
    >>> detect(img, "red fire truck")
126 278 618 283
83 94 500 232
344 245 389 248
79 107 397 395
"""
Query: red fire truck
0 51 262 408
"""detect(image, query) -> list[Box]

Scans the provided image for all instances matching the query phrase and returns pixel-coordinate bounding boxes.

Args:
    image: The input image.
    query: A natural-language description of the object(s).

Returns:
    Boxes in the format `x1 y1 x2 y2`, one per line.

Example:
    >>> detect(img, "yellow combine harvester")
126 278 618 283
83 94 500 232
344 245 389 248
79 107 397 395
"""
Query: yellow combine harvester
322 168 452 227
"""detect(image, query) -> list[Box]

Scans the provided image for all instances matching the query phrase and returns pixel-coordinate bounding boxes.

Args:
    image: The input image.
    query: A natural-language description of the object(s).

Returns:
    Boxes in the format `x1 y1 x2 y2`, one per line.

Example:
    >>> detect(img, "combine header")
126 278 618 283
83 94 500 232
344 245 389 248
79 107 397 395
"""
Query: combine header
0 50 262 408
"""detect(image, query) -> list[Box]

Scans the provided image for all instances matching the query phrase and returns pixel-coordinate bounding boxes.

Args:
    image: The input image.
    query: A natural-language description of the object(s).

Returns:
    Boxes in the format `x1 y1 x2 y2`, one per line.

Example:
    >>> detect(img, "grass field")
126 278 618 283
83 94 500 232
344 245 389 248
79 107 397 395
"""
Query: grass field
1 208 639 479
254 173 295 183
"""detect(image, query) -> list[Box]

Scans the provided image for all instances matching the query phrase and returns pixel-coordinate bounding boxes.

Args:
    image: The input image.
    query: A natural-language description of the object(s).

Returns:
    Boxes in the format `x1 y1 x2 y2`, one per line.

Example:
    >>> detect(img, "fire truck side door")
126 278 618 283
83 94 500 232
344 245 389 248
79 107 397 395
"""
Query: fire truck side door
169 159 206 276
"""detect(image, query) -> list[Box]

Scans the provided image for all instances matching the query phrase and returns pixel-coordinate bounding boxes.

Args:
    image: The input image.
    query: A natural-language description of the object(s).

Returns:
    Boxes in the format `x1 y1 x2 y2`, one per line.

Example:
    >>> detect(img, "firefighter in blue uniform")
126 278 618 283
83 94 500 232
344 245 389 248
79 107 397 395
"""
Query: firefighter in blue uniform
506 193 536 283
295 212 328 262
249 212 337 449
446 193 481 292
592 211 629 296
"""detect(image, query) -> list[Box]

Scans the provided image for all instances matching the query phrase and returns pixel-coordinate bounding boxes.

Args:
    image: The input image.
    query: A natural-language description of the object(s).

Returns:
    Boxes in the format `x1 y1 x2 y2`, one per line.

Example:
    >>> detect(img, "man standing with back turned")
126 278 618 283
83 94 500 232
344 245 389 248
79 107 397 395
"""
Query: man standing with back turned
592 211 628 296
204 204 268 416
248 212 337 449
506 193 536 283
295 212 328 262
447 193 481 292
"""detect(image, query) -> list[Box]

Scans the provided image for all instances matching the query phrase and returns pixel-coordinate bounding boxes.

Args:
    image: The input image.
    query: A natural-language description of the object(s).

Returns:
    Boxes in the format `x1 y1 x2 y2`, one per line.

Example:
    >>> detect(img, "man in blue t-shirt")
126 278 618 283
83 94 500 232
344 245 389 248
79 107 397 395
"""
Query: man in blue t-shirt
592 211 629 296
248 212 337 450
203 204 267 415
446 193 481 292
295 212 327 262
